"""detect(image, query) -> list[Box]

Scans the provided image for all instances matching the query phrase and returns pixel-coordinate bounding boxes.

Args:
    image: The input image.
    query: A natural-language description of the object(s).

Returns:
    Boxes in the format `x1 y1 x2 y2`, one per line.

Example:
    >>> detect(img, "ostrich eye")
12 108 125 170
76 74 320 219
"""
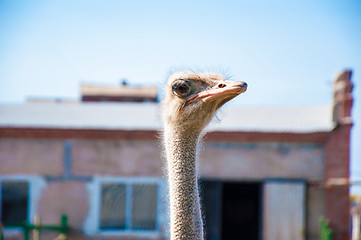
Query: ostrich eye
172 80 191 97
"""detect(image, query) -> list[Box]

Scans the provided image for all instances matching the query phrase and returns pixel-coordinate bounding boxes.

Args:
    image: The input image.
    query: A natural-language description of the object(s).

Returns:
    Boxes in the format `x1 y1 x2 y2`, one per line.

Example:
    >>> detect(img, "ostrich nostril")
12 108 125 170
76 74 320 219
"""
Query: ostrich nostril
218 83 226 88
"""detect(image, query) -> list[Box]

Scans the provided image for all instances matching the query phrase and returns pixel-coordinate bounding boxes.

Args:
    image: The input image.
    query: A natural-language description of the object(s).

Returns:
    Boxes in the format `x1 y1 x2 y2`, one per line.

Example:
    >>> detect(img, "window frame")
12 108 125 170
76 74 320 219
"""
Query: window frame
0 175 45 233
85 176 164 237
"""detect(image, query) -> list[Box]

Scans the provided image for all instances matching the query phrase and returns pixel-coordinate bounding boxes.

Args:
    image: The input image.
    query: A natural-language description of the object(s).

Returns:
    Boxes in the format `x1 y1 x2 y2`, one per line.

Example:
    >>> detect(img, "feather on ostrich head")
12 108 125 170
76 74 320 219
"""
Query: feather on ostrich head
162 71 247 131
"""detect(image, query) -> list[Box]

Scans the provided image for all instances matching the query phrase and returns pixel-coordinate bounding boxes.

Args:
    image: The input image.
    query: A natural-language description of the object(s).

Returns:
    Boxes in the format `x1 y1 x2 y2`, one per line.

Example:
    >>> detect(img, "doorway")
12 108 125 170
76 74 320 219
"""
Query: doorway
200 180 261 240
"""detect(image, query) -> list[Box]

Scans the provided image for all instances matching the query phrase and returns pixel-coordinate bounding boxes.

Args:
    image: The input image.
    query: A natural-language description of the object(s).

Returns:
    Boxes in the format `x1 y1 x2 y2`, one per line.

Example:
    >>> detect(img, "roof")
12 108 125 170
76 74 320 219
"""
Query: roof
0 103 334 133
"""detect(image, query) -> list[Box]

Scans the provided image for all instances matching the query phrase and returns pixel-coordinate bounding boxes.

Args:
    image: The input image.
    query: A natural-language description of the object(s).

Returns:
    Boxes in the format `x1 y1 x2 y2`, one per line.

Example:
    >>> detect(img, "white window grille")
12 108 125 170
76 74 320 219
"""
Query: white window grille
84 176 165 237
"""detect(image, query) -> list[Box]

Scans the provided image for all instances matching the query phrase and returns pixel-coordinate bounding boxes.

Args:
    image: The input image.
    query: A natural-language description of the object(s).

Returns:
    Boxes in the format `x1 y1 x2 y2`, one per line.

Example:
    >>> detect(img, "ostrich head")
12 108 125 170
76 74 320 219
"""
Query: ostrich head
162 71 247 131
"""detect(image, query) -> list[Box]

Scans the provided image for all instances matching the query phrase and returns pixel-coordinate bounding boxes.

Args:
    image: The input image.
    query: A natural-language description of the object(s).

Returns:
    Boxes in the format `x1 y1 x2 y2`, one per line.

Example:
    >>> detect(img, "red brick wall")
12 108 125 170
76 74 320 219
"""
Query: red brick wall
325 124 351 240
324 70 353 240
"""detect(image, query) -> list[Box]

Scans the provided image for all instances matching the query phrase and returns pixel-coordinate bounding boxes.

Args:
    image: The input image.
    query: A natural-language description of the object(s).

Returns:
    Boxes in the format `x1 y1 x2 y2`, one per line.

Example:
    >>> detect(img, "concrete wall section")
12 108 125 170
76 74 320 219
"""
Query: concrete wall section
307 186 326 240
72 140 164 177
199 142 325 180
37 181 89 229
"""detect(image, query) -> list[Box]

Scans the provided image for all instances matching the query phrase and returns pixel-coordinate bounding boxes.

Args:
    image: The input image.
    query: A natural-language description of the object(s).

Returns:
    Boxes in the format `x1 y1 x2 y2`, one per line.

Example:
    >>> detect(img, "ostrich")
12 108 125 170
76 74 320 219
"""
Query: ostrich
161 71 247 240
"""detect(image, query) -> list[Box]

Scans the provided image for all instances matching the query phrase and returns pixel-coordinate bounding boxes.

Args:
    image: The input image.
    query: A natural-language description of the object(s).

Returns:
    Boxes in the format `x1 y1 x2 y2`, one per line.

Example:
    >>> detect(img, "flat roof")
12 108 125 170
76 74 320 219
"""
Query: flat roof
0 103 334 133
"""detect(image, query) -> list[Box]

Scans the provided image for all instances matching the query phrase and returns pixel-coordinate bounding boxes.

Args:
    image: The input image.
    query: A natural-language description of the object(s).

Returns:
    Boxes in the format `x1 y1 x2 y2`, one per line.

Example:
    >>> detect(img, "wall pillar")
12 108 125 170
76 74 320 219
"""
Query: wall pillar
325 70 353 240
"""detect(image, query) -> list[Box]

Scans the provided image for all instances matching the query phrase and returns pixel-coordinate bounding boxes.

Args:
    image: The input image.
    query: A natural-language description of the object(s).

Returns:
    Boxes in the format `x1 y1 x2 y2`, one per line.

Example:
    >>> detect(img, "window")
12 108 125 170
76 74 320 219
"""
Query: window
100 182 158 231
100 183 126 229
84 177 165 236
131 183 158 230
0 176 45 229
0 181 29 224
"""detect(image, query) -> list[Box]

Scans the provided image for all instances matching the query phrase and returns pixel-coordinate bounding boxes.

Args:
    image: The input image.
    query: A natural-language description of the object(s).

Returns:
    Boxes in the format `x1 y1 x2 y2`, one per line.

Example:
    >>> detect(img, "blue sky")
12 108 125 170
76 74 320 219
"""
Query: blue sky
0 0 360 193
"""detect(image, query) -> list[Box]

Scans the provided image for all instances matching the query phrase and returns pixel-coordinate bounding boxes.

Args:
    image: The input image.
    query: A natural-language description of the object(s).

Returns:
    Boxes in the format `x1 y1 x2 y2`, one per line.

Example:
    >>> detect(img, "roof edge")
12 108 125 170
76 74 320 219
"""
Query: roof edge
0 127 330 143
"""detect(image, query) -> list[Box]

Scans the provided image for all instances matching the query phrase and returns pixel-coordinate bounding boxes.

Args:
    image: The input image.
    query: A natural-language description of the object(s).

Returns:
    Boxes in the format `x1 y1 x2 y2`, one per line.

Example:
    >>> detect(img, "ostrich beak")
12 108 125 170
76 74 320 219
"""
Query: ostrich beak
190 80 247 104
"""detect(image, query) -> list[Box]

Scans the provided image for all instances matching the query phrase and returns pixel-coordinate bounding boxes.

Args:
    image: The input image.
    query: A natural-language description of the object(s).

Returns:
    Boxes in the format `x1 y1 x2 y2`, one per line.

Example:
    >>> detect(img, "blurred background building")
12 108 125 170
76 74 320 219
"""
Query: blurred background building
0 70 353 240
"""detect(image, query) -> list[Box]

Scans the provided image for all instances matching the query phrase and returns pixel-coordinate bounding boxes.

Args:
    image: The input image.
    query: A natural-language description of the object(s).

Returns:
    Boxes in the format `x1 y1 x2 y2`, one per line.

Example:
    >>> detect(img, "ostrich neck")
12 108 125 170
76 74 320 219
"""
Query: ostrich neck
164 126 204 240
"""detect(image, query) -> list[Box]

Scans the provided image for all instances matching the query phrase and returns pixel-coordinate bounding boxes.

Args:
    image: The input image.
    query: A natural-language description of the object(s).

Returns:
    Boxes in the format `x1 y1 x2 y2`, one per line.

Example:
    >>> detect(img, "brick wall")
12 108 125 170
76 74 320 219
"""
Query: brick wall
325 124 352 240
324 70 353 240
0 139 64 176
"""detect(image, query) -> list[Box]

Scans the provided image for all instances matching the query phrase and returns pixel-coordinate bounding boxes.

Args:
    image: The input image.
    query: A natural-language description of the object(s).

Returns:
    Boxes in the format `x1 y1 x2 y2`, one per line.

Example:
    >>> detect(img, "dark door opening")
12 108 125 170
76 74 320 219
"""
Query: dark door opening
201 180 261 240
222 182 260 240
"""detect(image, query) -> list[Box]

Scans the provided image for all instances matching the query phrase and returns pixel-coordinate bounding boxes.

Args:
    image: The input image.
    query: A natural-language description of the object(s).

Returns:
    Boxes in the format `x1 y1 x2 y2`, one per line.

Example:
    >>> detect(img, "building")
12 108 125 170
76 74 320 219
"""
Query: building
80 82 158 103
0 70 353 240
